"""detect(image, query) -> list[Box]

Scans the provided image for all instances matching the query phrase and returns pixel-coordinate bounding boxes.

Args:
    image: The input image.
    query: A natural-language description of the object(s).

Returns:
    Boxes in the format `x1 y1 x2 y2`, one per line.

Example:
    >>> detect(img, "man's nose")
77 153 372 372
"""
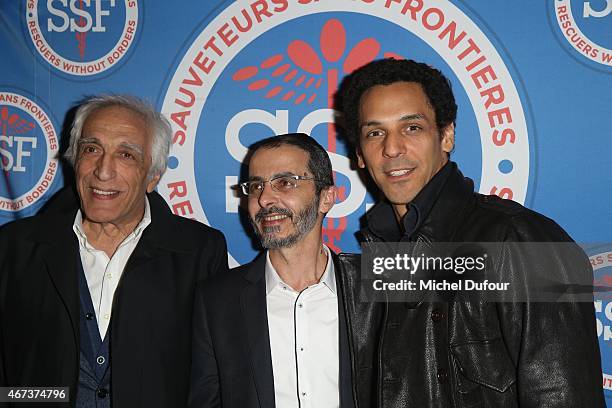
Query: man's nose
257 181 278 208
93 153 116 181
382 131 405 159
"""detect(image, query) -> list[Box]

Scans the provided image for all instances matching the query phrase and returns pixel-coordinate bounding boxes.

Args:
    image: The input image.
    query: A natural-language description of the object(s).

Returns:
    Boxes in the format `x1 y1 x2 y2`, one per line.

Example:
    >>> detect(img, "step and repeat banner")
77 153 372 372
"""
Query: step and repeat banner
1 0 611 401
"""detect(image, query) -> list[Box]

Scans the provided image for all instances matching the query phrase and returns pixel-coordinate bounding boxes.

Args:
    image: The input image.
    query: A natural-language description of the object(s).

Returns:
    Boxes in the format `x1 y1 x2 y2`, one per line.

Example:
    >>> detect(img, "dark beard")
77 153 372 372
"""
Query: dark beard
250 198 320 249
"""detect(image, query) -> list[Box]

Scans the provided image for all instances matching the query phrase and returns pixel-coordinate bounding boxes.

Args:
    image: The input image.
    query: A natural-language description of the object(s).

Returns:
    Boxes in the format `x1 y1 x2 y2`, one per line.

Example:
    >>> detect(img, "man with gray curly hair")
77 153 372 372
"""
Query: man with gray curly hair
0 94 228 408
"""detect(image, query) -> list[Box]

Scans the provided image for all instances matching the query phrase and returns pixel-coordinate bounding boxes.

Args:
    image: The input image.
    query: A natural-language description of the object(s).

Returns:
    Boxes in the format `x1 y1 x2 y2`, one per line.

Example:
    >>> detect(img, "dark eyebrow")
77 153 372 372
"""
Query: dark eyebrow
247 171 297 182
361 120 381 128
360 113 426 129
271 171 298 179
399 113 425 121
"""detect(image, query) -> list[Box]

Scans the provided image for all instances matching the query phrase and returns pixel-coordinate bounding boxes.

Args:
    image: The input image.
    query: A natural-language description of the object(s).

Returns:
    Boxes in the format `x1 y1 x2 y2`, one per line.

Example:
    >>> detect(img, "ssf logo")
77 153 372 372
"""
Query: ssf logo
0 92 59 215
160 0 531 266
588 247 612 399
25 0 139 76
552 0 612 67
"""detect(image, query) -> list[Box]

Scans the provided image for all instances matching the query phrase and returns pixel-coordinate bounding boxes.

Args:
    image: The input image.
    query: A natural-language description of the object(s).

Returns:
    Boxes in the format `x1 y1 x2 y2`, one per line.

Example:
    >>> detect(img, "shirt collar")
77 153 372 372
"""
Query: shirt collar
366 161 453 241
265 245 336 295
72 196 152 251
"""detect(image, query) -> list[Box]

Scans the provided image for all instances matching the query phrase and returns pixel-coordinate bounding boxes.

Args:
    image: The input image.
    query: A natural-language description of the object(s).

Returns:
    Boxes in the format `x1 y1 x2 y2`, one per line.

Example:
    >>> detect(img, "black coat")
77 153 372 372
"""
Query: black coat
338 163 605 408
189 253 356 408
0 188 228 408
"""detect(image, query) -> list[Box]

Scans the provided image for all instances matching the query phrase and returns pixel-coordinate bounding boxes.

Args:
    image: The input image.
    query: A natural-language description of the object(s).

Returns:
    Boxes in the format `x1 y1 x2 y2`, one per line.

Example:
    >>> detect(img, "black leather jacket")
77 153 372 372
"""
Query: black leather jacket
336 163 604 407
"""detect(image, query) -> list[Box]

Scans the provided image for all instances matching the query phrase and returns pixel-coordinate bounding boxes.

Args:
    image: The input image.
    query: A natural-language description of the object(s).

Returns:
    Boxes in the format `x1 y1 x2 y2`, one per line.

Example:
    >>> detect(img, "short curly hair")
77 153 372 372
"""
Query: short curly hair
338 58 457 149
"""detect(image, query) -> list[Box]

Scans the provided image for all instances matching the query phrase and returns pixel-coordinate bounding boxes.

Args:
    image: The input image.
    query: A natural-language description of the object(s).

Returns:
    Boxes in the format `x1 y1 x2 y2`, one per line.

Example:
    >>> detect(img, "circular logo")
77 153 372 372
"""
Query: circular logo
160 1 531 266
588 247 612 400
25 0 139 76
0 92 59 213
552 0 612 68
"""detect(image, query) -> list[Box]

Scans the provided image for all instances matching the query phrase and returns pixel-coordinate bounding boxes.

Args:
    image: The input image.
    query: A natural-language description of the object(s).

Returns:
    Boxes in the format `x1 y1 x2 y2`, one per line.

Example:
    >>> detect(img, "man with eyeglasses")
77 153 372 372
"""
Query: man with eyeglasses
189 133 355 408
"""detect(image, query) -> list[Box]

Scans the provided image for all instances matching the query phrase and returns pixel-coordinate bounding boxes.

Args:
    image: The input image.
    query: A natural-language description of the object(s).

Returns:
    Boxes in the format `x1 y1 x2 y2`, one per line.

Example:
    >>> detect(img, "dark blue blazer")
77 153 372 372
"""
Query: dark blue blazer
189 253 356 408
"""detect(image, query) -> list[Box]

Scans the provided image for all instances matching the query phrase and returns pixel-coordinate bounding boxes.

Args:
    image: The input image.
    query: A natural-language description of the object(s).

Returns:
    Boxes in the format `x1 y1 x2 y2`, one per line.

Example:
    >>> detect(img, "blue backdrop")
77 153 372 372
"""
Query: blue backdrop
1 0 611 402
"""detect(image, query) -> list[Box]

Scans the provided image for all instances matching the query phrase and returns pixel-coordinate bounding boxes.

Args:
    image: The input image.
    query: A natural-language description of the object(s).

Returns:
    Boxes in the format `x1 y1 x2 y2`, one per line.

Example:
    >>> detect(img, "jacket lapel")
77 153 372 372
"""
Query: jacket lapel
122 239 157 274
334 253 356 408
240 255 275 407
36 210 81 352
122 191 195 274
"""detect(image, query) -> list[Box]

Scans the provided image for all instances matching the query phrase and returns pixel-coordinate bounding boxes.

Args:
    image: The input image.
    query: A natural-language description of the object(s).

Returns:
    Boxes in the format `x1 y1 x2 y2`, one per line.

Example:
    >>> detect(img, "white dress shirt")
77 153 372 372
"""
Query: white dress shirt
73 198 151 340
265 245 339 408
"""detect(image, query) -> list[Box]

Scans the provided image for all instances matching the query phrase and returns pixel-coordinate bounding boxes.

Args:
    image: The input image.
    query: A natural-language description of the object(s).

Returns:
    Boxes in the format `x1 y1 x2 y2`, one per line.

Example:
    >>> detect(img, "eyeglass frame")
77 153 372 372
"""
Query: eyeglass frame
239 174 319 196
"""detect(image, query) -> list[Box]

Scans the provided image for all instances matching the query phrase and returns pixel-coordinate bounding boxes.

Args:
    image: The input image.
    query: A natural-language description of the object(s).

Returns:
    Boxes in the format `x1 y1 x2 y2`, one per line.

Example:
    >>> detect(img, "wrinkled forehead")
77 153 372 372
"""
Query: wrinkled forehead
83 105 151 138
248 145 311 179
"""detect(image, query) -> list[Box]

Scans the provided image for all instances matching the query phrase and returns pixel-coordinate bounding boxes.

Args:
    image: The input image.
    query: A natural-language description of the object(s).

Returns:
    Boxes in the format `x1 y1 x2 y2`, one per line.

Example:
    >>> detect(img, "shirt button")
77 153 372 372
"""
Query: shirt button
301 392 307 397
97 388 108 399
431 309 444 322
437 369 448 383
298 303 303 308
104 314 110 320
105 273 112 279
96 356 105 365
85 313 94 320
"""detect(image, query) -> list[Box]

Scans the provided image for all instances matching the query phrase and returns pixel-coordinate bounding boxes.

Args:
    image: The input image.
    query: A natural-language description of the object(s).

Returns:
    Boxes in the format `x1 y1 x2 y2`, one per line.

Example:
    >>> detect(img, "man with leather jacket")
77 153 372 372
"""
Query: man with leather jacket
335 58 604 407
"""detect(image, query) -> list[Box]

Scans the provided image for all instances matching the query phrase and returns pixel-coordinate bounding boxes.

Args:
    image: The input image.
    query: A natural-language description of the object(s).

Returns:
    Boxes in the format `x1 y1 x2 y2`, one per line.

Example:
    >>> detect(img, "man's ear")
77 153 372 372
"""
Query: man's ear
319 186 337 214
356 147 365 169
441 123 455 154
146 173 161 193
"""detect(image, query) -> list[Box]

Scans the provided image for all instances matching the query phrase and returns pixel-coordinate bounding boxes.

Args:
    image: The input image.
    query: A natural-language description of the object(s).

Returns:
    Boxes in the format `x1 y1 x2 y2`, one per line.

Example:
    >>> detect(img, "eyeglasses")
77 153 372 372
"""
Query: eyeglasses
240 175 317 196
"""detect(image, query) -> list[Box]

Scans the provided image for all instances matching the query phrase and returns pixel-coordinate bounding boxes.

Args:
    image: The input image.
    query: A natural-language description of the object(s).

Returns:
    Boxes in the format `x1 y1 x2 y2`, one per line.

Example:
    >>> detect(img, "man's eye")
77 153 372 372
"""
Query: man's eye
120 152 135 160
278 178 294 189
406 124 422 132
82 145 98 154
366 130 384 138
249 183 263 193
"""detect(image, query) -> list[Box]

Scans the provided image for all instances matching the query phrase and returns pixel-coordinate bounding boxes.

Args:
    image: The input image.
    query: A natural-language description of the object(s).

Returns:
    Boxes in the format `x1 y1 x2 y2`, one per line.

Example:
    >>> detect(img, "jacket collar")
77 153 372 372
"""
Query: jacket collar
243 252 268 284
363 162 474 242
417 162 474 242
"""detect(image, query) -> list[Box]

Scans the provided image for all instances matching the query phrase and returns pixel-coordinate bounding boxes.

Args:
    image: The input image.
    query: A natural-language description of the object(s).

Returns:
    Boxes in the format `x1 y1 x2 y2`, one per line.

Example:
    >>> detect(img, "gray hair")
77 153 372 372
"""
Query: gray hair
64 94 172 181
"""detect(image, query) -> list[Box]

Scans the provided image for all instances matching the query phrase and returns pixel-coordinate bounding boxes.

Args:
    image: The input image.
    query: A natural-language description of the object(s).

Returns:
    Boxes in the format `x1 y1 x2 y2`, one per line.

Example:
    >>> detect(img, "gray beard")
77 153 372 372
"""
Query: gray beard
251 198 320 249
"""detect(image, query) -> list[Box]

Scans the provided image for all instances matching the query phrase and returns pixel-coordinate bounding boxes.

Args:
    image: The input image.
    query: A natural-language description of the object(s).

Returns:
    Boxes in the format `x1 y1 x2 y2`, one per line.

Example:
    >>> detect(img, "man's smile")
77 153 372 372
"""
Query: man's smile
91 187 121 199
385 168 415 178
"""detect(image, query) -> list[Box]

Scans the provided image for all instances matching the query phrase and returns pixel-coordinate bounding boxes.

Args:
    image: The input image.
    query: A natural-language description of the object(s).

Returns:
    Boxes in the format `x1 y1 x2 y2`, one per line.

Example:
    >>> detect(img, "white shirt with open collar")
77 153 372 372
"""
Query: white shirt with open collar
72 197 151 340
265 244 339 408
